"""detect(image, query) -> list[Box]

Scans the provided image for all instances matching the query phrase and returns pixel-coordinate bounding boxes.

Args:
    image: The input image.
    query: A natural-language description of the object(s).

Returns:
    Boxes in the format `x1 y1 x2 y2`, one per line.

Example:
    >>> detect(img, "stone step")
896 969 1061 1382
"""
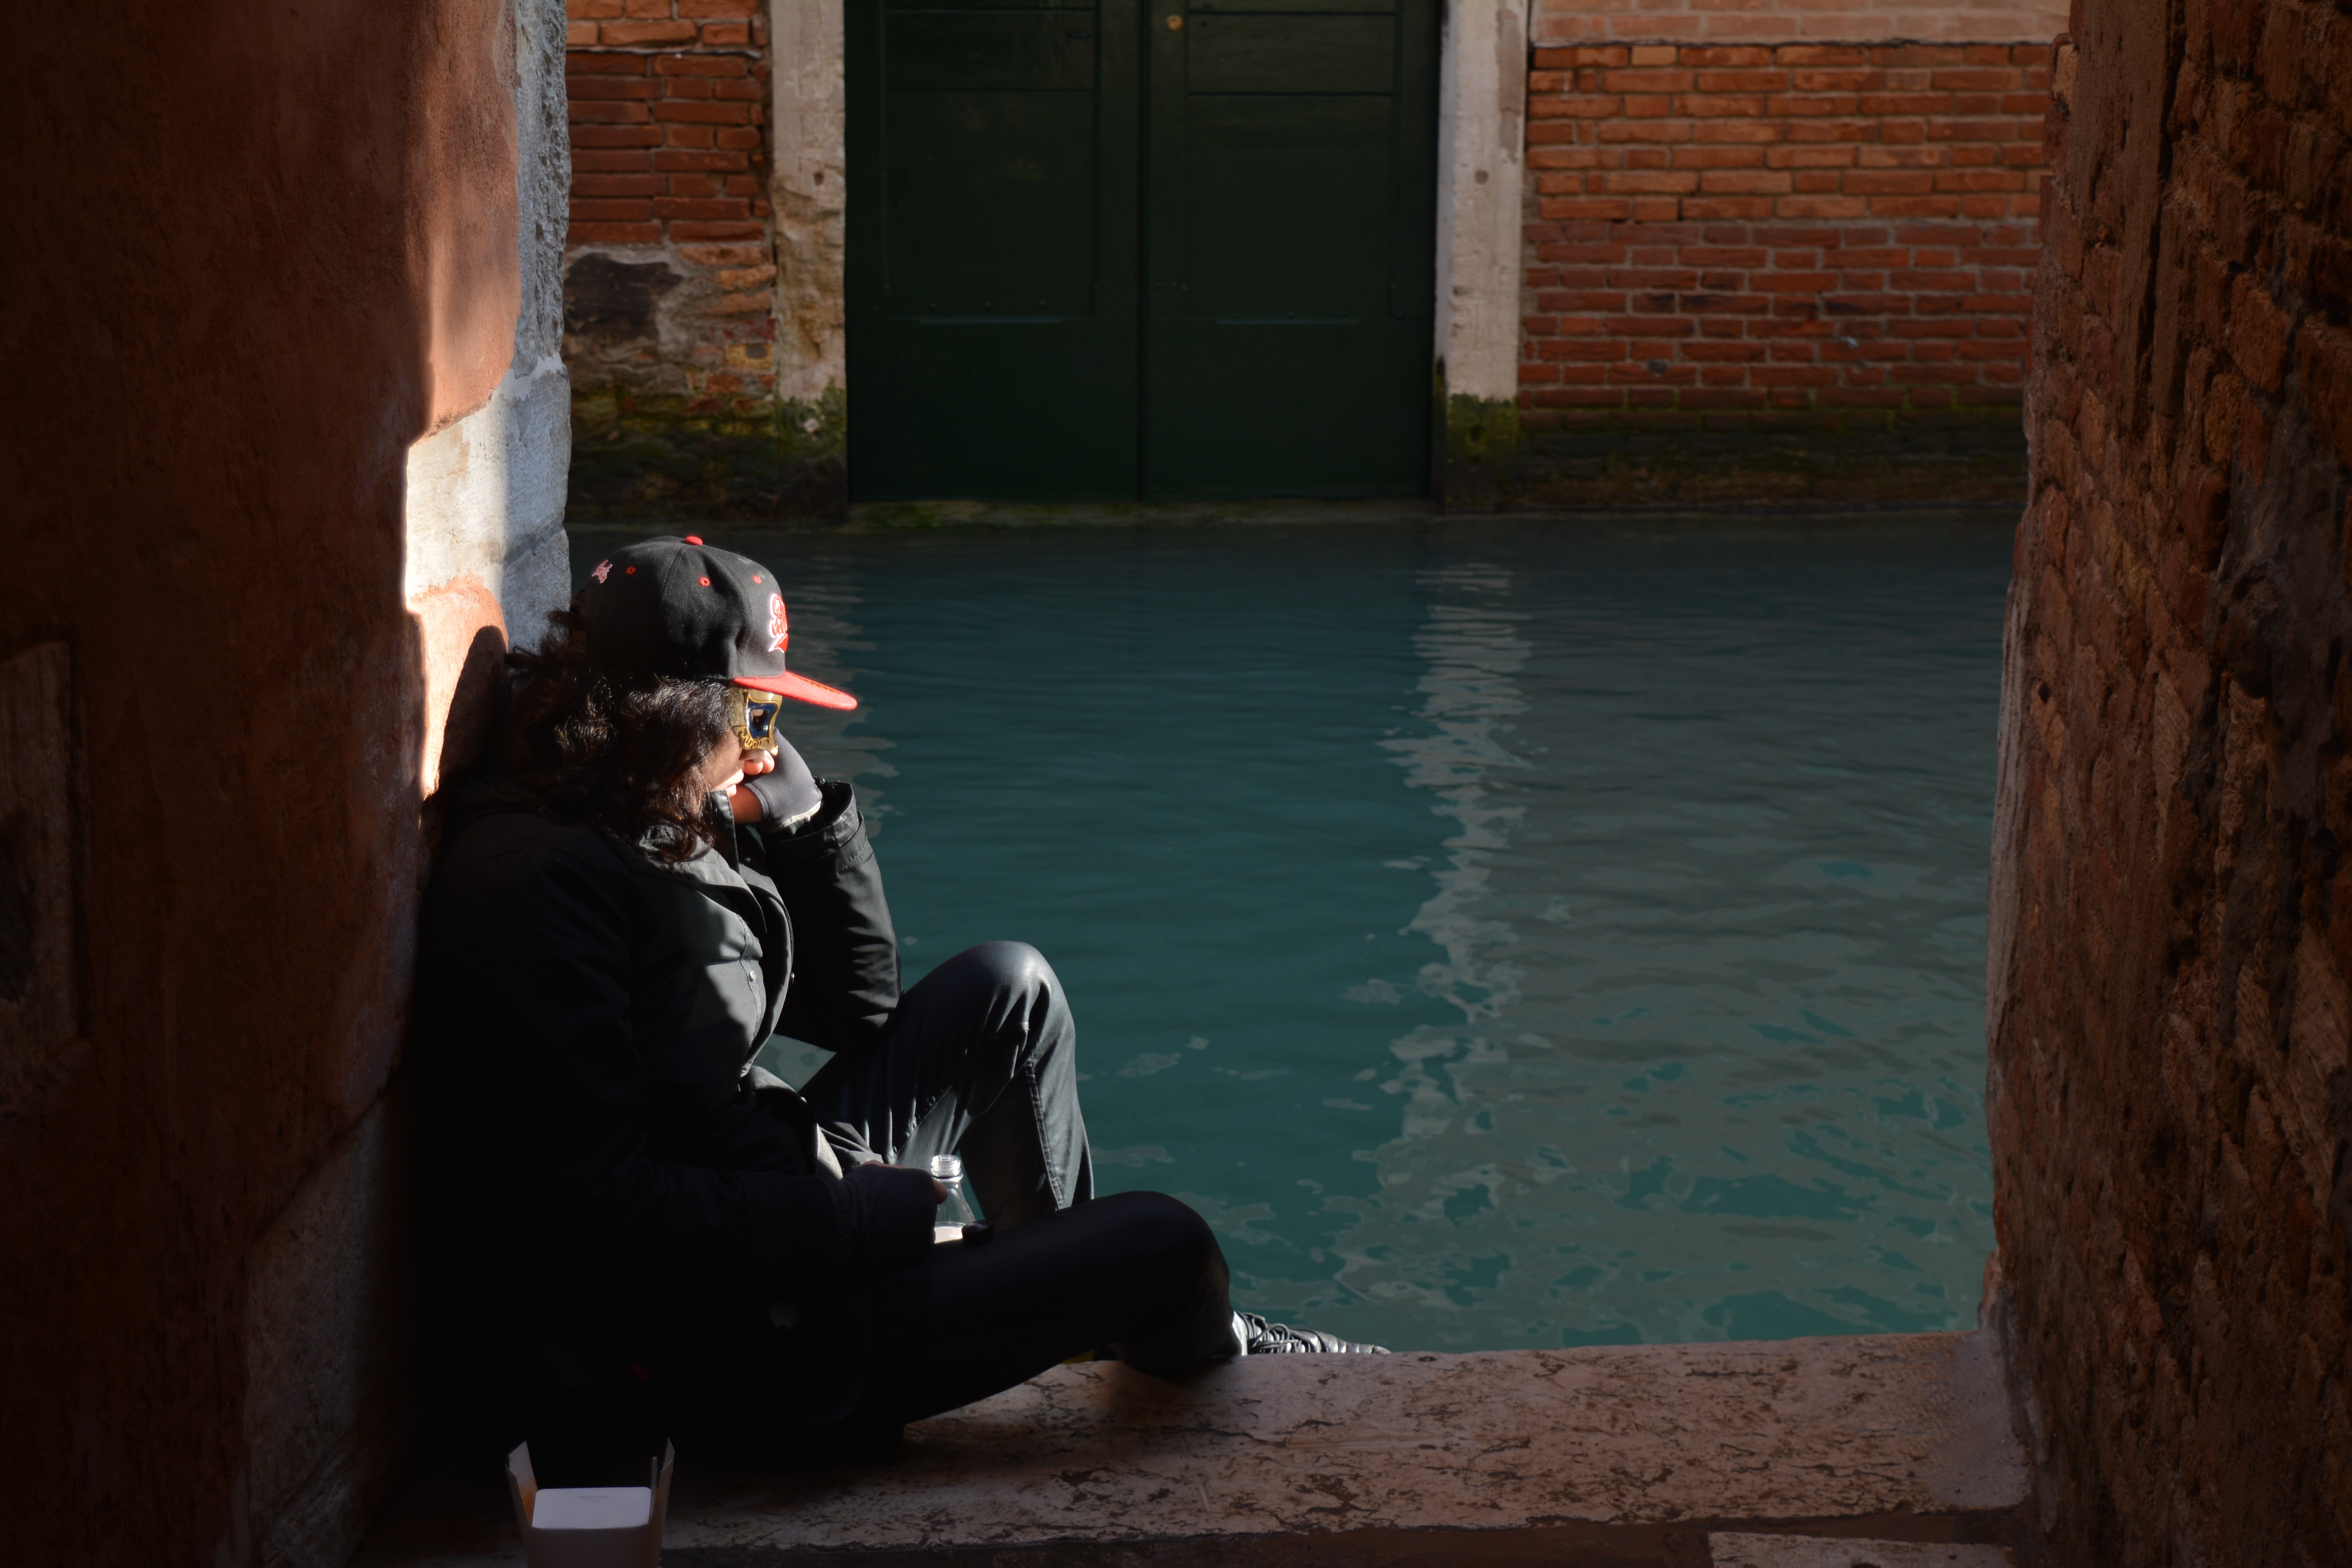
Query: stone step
1709 1536 2015 1567
359 1329 2030 1566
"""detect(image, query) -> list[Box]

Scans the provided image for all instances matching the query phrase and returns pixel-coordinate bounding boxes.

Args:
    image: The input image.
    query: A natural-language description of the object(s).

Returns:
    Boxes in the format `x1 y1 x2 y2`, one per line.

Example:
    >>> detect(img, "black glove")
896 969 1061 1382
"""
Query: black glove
834 1161 941 1272
740 736 823 828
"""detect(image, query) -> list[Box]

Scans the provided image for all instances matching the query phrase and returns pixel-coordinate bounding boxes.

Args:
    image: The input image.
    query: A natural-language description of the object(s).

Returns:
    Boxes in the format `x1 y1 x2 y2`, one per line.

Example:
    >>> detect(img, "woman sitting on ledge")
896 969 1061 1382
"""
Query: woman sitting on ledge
414 534 1381 1471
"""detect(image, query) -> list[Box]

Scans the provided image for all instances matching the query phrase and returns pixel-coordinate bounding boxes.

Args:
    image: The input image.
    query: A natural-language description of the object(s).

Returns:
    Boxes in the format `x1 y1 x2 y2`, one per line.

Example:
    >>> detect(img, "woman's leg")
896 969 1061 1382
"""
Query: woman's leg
871 1191 1243 1422
650 1192 1241 1463
800 941 1093 1229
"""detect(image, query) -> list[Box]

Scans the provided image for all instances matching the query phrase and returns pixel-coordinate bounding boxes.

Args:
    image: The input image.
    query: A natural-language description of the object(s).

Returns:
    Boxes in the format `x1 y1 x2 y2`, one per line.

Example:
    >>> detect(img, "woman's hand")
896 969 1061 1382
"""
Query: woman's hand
735 737 824 826
837 1160 947 1270
712 725 821 826
727 745 775 822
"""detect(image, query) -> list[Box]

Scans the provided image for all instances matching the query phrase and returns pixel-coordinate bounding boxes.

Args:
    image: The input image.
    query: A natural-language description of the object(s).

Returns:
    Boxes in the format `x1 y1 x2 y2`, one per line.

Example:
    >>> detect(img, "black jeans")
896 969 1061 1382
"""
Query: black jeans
668 943 1240 1461
804 940 1097 1227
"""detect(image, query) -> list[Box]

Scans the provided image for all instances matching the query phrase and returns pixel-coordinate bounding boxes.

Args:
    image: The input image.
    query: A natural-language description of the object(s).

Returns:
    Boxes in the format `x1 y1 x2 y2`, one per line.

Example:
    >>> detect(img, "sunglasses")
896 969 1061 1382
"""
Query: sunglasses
726 686 784 753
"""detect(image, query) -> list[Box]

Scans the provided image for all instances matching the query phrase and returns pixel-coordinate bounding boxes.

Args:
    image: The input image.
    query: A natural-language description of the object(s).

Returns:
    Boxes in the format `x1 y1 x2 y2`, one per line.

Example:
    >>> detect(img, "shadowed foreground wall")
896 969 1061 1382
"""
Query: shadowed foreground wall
0 3 567 1563
1989 0 2352 1563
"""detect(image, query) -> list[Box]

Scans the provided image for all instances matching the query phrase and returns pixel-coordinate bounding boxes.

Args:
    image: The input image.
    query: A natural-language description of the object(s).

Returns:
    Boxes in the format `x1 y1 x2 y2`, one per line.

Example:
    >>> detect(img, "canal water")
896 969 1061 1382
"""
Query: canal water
573 516 2013 1352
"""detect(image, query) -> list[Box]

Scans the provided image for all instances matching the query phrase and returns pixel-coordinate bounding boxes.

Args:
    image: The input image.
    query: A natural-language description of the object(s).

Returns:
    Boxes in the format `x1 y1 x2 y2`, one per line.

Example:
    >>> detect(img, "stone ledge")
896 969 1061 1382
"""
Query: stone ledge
359 1330 2029 1566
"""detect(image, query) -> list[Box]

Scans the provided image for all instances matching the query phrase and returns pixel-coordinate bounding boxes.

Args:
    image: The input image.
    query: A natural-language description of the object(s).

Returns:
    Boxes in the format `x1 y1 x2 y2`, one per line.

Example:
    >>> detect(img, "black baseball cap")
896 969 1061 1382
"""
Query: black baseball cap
576 534 857 710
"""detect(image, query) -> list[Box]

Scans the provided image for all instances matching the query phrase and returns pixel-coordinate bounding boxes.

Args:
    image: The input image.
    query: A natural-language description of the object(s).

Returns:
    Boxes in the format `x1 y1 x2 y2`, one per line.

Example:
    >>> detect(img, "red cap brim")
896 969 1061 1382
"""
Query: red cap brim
733 671 858 711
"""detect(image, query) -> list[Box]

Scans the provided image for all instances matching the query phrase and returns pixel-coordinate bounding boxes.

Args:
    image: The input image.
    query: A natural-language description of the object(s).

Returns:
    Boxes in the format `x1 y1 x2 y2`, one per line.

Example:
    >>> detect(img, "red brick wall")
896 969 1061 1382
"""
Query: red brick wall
1521 42 2048 431
1532 0 2068 46
1992 0 2352 1562
563 0 778 437
566 0 768 254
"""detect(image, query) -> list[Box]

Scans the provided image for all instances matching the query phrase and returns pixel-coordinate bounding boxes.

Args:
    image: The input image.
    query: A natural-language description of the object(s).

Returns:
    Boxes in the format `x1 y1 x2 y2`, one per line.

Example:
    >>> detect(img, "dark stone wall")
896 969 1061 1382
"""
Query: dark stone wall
0 3 523 1561
1989 0 2352 1562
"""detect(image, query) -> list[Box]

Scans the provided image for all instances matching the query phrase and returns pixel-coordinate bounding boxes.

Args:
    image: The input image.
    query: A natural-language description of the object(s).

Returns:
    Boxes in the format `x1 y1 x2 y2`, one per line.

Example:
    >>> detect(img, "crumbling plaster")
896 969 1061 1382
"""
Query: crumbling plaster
405 0 574 652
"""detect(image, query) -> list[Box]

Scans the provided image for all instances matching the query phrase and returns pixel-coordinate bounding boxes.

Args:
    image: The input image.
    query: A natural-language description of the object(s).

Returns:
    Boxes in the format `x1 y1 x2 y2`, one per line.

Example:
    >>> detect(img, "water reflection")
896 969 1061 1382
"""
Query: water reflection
1330 525 2002 1346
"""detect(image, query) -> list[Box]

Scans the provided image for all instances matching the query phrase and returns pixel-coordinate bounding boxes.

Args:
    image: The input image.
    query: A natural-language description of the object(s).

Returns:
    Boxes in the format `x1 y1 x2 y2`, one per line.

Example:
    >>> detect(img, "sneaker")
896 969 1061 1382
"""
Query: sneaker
1233 1310 1388 1355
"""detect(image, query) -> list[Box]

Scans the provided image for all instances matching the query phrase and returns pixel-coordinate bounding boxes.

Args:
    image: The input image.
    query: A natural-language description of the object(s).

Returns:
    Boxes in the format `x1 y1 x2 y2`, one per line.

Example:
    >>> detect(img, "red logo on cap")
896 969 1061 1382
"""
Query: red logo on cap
767 594 789 654
592 559 612 583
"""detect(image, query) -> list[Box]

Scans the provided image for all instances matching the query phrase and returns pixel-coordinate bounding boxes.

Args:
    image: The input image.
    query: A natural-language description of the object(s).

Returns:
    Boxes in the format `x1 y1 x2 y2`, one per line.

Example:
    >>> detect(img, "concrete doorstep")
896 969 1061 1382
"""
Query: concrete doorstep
359 1329 2032 1567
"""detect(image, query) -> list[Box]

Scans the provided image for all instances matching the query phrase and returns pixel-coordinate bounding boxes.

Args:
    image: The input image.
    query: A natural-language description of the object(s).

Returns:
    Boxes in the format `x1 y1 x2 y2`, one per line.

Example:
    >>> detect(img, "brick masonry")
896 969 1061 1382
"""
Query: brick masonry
563 0 838 518
1989 0 2352 1563
1532 0 2069 46
1510 39 2052 506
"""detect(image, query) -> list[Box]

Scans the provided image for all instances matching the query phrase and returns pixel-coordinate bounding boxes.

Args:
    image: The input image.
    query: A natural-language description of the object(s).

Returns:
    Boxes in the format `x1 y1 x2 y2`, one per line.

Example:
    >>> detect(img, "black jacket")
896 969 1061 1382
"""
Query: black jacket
413 774 918 1417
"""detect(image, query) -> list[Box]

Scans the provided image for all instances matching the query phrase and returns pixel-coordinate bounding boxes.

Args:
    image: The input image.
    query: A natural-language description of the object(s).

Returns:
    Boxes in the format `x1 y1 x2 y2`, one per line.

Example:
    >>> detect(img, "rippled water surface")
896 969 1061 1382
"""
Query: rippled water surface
577 517 2013 1350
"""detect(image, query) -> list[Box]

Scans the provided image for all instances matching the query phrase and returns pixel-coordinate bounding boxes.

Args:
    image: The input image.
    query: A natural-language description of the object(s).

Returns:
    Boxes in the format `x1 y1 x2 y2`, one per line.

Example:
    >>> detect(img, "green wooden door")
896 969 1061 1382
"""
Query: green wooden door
847 0 1142 500
848 0 1435 501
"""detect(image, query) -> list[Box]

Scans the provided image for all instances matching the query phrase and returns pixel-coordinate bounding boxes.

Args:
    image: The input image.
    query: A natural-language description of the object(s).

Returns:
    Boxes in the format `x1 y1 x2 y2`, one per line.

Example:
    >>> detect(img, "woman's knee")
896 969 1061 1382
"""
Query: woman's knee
1093 1190 1220 1273
900 943 1060 1037
960 940 1058 1001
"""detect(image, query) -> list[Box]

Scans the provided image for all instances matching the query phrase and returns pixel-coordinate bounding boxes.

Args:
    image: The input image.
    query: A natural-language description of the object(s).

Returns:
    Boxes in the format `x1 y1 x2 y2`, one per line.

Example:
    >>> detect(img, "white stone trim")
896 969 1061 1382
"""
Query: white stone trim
1434 1 1532 408
768 0 848 409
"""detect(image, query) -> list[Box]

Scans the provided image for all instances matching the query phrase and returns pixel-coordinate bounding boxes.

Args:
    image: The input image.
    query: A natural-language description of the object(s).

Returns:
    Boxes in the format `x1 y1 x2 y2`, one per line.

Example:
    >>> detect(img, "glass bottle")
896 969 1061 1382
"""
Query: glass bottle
929 1153 977 1243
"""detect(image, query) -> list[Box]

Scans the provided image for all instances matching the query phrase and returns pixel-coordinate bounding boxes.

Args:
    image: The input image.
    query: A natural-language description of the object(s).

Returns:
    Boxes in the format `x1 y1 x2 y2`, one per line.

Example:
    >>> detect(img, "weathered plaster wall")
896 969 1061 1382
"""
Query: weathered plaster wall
1991 0 2352 1562
560 0 831 519
0 2 566 1563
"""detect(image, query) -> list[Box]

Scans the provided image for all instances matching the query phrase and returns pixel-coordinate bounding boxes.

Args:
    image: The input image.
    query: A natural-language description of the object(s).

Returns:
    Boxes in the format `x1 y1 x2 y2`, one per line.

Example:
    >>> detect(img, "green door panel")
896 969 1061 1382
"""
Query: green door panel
849 1 1140 501
898 0 1096 11
848 0 1435 501
883 11 1099 92
867 321 1139 498
1181 98 1396 318
880 88 1101 314
1183 15 1396 94
1143 1 1437 498
1190 0 1396 11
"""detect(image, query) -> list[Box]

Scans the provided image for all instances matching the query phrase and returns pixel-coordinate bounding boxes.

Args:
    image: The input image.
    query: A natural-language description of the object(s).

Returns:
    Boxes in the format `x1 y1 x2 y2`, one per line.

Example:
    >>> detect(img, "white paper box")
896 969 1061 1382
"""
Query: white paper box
506 1440 674 1568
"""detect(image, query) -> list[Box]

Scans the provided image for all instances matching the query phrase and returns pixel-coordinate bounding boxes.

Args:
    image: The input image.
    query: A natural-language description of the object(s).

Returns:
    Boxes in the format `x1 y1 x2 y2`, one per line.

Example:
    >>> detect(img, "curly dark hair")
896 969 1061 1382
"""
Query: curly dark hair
499 608 731 861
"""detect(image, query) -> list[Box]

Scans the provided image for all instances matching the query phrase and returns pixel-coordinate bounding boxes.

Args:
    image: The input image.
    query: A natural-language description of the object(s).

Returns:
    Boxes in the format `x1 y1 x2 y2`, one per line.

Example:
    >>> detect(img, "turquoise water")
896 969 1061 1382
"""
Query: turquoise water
574 517 2012 1351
